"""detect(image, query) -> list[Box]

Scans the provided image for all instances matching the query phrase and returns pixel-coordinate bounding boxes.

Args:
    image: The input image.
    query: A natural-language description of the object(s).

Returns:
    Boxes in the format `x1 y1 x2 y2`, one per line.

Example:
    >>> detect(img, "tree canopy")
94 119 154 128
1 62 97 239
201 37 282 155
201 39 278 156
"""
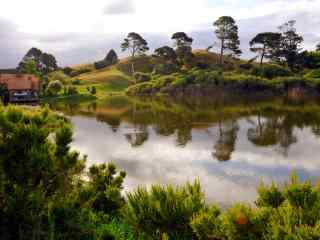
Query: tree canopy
18 47 58 74
171 32 194 66
213 16 242 64
278 20 304 70
250 32 281 66
121 32 149 57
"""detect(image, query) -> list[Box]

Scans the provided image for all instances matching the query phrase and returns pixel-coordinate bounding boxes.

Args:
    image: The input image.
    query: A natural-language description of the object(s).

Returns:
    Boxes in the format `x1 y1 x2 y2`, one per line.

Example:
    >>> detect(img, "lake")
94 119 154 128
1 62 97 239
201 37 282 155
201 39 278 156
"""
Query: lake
49 95 320 205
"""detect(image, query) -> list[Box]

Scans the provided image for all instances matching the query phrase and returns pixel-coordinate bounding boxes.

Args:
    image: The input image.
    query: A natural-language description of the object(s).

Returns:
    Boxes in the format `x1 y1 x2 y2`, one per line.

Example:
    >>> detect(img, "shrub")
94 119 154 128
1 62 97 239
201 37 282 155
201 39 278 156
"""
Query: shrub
71 78 81 85
190 205 222 240
46 80 63 96
64 86 78 95
125 181 206 239
222 204 270 240
133 72 151 83
252 64 292 79
304 69 320 79
153 63 180 75
256 182 285 208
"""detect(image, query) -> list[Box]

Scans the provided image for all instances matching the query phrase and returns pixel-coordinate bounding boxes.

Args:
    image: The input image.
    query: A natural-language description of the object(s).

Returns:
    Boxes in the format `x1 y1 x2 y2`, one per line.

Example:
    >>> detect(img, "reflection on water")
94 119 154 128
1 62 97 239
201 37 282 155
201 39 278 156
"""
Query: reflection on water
48 96 320 204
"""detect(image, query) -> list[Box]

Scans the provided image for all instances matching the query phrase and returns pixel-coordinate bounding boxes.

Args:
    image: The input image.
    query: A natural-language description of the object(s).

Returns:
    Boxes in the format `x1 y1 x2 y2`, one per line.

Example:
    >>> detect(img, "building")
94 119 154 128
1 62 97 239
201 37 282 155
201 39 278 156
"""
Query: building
0 74 40 103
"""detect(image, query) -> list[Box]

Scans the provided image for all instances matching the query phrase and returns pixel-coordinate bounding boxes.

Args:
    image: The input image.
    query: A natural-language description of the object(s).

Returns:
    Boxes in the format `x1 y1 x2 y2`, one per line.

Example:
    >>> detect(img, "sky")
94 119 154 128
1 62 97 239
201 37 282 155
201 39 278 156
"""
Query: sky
0 0 320 68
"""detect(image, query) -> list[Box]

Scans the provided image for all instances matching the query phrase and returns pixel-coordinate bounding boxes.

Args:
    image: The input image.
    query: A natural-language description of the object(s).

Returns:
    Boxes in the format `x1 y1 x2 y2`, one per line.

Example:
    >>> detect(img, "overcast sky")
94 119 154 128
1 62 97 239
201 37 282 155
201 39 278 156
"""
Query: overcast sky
0 0 320 68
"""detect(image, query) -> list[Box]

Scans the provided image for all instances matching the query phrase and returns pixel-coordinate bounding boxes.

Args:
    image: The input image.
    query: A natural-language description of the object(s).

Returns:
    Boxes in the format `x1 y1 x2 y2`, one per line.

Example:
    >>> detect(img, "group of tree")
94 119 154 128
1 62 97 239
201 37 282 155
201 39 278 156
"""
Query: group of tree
122 17 319 74
18 47 58 74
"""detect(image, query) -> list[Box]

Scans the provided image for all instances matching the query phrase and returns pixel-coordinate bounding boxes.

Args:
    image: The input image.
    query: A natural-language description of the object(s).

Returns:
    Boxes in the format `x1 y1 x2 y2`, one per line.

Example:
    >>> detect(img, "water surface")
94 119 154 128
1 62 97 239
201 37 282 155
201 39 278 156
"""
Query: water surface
49 96 320 204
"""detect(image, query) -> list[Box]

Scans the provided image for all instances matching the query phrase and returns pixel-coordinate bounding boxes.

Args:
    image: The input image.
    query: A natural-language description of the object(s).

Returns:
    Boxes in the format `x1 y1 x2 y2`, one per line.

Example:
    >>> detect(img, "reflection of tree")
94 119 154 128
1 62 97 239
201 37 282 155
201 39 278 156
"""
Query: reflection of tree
176 126 192 147
247 114 298 157
125 126 149 147
96 114 121 133
212 119 239 161
277 123 297 157
247 115 279 147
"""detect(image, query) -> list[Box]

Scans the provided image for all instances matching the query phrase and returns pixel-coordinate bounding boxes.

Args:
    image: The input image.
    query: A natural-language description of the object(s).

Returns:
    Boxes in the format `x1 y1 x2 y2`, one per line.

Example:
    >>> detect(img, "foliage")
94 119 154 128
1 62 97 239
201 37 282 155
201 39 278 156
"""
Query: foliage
172 32 194 67
251 64 292 79
250 32 282 66
278 20 304 70
304 69 320 79
95 49 119 70
125 180 206 239
121 32 149 58
133 72 151 83
46 80 64 96
213 16 242 64
18 47 58 74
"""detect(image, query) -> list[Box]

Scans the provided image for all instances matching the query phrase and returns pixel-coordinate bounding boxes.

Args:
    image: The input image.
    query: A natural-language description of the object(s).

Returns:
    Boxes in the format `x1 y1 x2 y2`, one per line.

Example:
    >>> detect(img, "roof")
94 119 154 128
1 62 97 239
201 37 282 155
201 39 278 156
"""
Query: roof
0 74 40 91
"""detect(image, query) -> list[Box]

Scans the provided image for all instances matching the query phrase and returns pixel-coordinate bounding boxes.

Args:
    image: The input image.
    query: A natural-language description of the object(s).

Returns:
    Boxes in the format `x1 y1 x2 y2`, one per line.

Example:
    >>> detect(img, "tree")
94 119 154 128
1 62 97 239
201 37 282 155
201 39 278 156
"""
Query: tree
19 59 41 78
121 32 149 58
316 43 320 51
121 32 149 74
278 20 304 70
154 46 177 63
94 49 119 70
213 16 242 65
171 32 194 66
250 32 282 66
18 47 58 74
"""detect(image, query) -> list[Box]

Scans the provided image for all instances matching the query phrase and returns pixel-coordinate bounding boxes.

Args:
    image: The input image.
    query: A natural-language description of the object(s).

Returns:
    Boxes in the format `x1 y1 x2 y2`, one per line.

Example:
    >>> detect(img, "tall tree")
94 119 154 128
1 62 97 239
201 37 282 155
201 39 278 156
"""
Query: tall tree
171 32 194 66
316 43 320 51
250 32 282 66
121 32 149 74
213 16 242 65
154 46 177 63
278 20 303 70
121 32 149 58
18 47 58 74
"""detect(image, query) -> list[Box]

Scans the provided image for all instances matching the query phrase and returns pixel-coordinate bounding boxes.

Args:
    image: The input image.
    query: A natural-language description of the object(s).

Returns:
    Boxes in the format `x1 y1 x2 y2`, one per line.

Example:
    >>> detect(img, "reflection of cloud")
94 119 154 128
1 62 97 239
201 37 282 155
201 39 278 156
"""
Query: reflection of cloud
70 115 320 205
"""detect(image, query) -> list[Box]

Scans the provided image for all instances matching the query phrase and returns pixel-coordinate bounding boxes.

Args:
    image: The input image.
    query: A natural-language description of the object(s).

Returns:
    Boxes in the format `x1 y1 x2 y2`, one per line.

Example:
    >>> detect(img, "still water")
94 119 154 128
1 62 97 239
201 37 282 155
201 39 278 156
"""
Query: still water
49 96 320 204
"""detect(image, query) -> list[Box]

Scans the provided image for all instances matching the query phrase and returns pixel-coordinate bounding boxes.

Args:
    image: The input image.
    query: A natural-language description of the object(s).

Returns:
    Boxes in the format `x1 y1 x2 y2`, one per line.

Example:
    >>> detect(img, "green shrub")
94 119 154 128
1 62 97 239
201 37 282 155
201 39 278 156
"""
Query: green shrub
304 69 320 79
125 180 206 239
153 63 179 75
64 86 78 95
252 64 292 79
191 205 222 240
71 78 81 85
256 182 285 208
222 204 270 240
46 80 63 96
133 72 151 83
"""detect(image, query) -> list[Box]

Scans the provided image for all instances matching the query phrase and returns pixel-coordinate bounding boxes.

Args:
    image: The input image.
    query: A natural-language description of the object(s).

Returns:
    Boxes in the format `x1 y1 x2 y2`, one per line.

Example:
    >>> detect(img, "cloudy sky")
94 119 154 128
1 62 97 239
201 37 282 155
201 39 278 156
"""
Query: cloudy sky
1 0 320 68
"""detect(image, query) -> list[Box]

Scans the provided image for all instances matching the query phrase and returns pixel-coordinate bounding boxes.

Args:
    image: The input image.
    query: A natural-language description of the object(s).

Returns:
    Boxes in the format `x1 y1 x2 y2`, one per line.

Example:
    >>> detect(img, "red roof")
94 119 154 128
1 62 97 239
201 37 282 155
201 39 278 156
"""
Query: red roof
0 74 40 91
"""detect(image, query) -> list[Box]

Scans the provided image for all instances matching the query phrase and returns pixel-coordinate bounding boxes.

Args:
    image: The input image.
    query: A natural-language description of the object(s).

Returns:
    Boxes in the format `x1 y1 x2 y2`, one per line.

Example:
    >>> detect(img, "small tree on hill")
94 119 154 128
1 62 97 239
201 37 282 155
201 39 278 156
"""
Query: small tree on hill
171 32 194 66
121 32 149 75
250 32 282 66
278 20 304 70
213 16 242 65
154 46 177 64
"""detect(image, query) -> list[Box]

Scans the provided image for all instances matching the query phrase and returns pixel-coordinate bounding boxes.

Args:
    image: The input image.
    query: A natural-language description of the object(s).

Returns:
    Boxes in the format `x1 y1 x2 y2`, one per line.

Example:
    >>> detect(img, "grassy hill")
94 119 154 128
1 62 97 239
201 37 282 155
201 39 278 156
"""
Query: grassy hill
49 50 242 100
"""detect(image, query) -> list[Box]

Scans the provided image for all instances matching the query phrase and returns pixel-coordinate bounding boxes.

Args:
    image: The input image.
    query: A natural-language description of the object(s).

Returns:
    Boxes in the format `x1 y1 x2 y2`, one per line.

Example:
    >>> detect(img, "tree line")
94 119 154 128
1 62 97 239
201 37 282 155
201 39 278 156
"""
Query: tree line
121 16 320 72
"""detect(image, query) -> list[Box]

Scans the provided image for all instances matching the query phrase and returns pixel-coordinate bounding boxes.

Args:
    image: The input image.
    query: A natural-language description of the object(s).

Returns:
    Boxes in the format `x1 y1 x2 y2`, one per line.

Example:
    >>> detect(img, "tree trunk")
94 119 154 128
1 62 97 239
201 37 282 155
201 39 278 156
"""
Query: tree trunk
219 39 224 66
